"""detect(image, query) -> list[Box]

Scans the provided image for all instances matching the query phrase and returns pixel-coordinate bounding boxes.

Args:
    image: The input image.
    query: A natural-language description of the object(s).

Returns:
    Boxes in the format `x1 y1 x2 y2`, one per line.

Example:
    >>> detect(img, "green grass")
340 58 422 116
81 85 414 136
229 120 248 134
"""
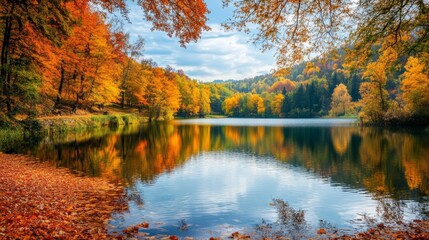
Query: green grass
207 114 228 118
39 113 147 134
0 128 24 152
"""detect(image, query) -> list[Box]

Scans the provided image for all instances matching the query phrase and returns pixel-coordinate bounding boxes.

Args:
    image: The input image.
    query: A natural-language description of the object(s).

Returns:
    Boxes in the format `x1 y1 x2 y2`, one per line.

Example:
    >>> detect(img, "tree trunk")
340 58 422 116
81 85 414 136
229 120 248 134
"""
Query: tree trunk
73 75 85 112
120 90 125 108
1 1 15 113
5 73 12 112
378 82 385 111
55 61 65 108
73 92 79 112
120 59 132 109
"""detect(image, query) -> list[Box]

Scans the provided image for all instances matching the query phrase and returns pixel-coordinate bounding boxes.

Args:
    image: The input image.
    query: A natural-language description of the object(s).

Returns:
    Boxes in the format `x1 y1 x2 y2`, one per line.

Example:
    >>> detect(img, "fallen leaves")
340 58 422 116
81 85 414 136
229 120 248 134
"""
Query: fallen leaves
317 228 327 234
231 231 251 239
0 153 128 239
338 220 429 240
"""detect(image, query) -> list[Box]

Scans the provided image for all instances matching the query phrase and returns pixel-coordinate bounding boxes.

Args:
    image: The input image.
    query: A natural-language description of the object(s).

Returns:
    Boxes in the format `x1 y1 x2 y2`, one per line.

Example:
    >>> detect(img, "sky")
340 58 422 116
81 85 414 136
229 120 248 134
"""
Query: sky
123 1 276 82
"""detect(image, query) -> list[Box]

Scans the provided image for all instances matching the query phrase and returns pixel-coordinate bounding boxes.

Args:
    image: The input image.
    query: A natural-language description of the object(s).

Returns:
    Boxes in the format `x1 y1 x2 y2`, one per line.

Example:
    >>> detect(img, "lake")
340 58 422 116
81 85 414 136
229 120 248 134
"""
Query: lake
11 118 429 238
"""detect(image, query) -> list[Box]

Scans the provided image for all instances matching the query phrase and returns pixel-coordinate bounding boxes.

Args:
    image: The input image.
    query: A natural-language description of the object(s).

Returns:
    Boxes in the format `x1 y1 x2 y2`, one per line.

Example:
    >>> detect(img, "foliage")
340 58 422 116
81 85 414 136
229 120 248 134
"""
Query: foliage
268 78 296 93
223 0 353 65
329 83 352 117
401 56 429 117
0 128 24 152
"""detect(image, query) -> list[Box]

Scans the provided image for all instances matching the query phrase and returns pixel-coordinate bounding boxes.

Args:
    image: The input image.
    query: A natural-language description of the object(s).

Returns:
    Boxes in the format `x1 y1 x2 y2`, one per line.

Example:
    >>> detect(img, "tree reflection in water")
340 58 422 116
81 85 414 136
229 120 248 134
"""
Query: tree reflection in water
19 122 429 224
255 199 309 239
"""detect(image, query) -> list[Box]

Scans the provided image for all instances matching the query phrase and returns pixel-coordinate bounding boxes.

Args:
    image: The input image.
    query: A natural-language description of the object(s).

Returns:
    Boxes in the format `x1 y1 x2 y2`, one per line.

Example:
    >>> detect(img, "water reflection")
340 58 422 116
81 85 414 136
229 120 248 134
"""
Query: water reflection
11 119 429 236
22 121 429 200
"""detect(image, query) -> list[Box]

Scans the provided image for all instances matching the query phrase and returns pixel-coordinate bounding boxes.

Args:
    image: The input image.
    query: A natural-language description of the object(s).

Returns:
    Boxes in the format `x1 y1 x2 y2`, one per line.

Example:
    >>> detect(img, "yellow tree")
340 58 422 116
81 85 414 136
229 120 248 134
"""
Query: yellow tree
190 84 201 115
271 93 285 117
155 68 181 120
303 62 320 78
223 93 242 116
199 85 211 116
256 96 266 116
177 76 202 117
329 83 352 117
249 94 265 116
360 43 397 122
126 59 147 107
401 56 429 117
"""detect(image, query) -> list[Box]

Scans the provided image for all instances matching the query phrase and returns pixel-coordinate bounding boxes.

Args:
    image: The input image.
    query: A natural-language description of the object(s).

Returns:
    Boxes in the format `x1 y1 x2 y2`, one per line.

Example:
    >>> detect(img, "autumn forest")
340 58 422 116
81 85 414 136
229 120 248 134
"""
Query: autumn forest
0 0 428 126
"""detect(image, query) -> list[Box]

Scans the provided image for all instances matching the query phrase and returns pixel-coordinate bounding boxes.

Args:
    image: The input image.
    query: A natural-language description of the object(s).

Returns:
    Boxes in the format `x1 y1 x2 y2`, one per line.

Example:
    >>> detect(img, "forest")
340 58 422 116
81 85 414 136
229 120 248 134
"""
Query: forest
0 0 428 126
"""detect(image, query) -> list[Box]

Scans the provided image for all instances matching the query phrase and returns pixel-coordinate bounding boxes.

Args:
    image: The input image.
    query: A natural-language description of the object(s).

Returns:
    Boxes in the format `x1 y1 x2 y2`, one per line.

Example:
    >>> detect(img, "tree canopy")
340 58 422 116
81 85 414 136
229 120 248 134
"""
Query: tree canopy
223 0 429 67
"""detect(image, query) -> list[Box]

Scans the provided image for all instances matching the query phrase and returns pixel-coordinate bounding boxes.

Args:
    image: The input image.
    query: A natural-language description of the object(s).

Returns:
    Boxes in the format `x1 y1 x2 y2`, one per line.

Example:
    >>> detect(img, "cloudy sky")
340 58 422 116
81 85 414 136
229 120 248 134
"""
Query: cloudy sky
124 1 276 82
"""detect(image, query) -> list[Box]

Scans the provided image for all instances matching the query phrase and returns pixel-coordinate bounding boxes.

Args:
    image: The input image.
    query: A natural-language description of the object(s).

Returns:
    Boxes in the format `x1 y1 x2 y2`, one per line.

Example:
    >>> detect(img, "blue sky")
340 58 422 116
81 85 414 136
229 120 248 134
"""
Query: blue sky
124 1 276 82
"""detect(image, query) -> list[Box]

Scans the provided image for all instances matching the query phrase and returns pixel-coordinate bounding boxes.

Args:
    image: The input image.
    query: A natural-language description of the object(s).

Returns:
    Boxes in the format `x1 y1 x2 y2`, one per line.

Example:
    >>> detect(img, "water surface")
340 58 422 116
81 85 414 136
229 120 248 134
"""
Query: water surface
10 118 429 238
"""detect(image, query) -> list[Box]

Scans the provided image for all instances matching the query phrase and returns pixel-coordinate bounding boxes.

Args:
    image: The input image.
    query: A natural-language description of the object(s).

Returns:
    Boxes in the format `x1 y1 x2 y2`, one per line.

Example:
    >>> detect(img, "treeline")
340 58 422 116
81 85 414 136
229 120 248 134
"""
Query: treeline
209 46 429 125
206 57 359 118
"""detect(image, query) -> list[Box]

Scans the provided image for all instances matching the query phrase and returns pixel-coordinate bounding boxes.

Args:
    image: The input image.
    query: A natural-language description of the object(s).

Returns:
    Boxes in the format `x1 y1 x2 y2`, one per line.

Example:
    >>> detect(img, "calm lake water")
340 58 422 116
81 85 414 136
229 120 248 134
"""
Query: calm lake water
10 118 429 238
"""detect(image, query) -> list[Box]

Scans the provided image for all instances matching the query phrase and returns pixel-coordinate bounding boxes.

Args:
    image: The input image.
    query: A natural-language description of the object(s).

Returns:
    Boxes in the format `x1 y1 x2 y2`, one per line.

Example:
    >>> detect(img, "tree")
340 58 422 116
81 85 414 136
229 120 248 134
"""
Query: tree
359 42 398 122
119 36 145 108
140 67 181 121
199 84 211 117
347 73 361 101
271 93 284 117
329 83 352 117
401 56 429 117
223 93 242 116
268 78 296 94
53 1 123 111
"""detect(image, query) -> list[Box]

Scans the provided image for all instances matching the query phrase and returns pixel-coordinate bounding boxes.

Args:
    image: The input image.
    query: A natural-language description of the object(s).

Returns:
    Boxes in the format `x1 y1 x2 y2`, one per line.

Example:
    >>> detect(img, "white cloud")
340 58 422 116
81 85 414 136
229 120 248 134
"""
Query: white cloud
122 6 276 82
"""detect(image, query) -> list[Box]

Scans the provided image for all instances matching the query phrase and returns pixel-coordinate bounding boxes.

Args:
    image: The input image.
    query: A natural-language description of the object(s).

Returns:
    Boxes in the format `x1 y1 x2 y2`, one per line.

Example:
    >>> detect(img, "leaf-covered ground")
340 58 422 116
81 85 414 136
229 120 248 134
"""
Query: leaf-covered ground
0 153 127 239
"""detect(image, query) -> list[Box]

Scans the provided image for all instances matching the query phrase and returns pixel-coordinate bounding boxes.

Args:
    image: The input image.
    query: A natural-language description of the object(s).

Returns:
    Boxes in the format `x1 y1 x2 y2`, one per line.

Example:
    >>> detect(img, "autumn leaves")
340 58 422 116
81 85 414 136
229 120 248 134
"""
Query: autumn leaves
0 153 127 239
0 0 210 120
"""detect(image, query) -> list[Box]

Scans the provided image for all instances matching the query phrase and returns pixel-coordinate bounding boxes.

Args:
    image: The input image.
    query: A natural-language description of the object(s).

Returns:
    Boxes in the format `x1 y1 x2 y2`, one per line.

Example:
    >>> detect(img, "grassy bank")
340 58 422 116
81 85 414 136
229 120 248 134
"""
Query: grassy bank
0 112 147 152
0 128 25 153
38 113 147 134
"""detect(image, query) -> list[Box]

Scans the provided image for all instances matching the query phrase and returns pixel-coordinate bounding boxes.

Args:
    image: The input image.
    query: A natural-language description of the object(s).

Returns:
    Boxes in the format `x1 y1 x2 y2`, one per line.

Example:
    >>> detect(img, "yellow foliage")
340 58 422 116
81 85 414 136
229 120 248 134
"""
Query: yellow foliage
303 62 320 77
199 85 211 116
329 83 352 116
223 93 242 116
401 56 429 116
359 44 398 122
271 93 284 116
